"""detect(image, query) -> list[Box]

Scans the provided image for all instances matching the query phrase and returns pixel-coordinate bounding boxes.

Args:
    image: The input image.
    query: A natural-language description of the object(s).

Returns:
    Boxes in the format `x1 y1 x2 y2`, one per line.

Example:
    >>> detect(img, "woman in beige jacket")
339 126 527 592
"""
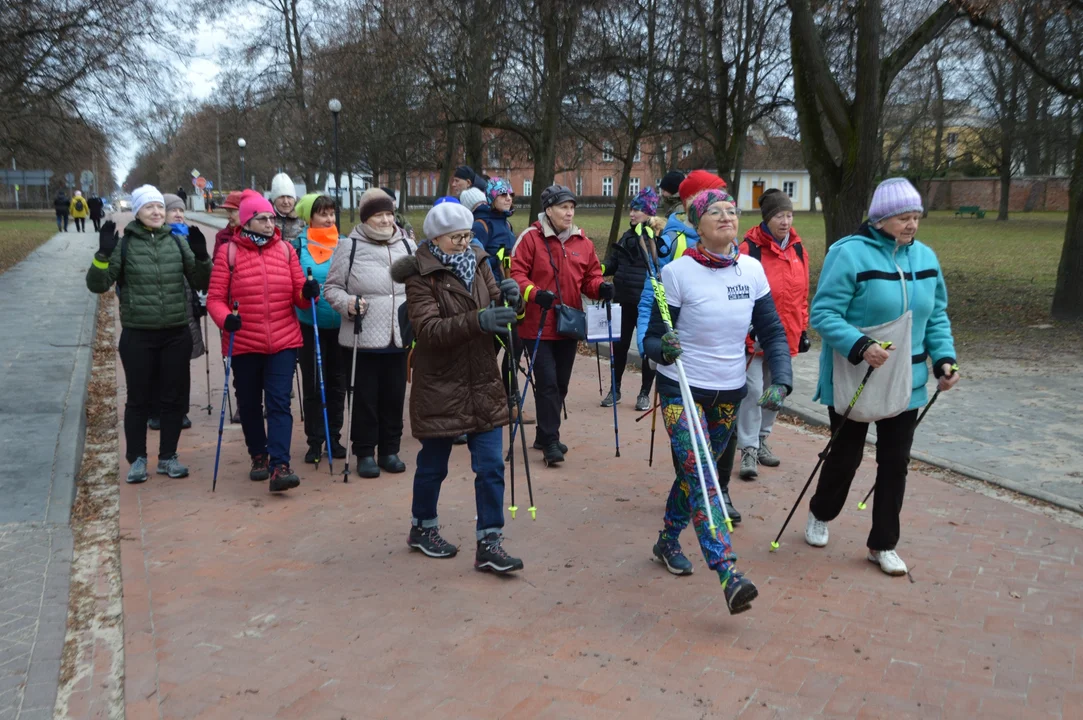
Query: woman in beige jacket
324 188 417 479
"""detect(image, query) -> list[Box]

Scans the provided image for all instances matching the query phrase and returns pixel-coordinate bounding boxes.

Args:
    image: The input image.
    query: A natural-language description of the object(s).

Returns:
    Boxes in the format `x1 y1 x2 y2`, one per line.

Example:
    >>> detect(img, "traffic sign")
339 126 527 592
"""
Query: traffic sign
191 169 200 178
196 177 207 190
205 181 214 190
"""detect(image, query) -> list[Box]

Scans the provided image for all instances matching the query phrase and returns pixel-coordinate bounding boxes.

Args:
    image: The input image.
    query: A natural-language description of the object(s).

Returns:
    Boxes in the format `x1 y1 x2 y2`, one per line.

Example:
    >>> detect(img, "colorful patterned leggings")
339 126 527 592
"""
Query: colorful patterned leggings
659 392 738 580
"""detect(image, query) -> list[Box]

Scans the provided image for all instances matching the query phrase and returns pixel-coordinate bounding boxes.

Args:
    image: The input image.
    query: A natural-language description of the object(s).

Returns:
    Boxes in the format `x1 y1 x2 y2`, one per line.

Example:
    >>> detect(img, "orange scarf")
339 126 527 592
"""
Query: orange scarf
306 226 339 264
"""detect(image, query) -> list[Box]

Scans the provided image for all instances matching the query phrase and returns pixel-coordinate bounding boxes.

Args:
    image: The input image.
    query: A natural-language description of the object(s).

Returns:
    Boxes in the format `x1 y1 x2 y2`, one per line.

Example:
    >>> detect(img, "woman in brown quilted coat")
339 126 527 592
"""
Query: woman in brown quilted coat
391 202 526 574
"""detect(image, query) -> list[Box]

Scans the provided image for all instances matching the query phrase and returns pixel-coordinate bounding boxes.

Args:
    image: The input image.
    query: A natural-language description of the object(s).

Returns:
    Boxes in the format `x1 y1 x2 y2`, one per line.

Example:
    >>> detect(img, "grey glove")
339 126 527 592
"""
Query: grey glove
499 278 520 306
478 306 517 334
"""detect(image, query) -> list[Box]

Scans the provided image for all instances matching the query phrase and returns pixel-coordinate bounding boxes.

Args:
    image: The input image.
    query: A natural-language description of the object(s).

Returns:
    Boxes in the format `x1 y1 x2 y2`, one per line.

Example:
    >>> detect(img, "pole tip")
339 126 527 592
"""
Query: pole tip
770 541 779 551
725 519 733 532
509 505 517 519
529 506 536 520
857 502 867 510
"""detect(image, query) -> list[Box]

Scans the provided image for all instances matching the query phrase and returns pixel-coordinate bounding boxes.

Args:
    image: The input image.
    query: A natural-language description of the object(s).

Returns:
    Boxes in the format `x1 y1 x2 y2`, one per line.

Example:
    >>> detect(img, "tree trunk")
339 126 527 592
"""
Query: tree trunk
464 122 484 172
606 138 640 256
1051 130 1083 320
348 169 355 223
820 178 871 245
438 123 456 196
997 152 1012 222
399 169 409 213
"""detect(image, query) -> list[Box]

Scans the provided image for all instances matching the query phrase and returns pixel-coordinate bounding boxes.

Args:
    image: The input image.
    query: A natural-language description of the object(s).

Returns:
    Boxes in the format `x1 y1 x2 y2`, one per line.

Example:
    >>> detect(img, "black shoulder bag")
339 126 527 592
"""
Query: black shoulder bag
540 234 586 340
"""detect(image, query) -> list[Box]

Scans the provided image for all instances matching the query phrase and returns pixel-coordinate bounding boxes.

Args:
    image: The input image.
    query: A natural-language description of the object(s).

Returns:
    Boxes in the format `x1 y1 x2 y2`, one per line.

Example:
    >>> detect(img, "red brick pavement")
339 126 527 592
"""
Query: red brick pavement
115 326 1083 719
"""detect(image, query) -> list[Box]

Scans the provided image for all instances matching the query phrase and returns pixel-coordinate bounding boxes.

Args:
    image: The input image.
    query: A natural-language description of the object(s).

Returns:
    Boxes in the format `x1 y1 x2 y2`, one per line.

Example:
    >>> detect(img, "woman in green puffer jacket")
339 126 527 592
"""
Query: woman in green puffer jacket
86 184 212 484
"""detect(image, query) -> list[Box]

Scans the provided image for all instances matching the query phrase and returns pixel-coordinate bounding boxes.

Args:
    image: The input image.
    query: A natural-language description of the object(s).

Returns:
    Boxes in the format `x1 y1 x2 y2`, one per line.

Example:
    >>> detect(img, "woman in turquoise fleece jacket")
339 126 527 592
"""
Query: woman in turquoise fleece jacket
804 178 960 578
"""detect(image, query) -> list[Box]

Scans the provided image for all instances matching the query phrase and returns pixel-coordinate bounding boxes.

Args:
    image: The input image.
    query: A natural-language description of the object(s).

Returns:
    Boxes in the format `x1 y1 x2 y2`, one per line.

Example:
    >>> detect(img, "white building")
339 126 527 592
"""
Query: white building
734 136 816 212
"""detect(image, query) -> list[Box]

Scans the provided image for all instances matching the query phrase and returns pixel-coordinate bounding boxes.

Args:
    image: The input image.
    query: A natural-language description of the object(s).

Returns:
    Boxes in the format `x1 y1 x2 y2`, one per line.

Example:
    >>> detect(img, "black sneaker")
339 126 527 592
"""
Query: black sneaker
600 388 621 407
249 453 270 481
304 443 322 465
721 489 742 525
330 440 347 459
475 533 524 573
357 456 380 478
378 454 406 473
268 465 300 492
542 442 564 466
652 539 694 576
407 525 458 558
147 417 161 430
181 415 192 430
533 440 568 454
722 571 758 614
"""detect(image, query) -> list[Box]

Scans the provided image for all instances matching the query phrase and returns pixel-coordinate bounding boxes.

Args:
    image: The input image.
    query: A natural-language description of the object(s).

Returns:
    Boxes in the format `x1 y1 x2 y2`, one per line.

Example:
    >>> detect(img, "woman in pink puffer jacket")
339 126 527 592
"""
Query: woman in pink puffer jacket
208 189 320 493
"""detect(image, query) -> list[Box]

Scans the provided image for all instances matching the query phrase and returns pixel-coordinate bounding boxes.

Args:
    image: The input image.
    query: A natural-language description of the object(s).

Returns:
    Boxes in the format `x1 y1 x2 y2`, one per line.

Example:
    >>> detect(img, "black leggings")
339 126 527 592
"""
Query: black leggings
609 297 655 396
118 327 192 462
299 324 347 448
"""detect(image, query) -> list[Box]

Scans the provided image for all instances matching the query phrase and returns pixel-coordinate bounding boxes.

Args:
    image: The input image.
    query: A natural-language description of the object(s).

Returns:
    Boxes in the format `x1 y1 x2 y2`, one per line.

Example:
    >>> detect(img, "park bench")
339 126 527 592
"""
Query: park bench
954 205 986 218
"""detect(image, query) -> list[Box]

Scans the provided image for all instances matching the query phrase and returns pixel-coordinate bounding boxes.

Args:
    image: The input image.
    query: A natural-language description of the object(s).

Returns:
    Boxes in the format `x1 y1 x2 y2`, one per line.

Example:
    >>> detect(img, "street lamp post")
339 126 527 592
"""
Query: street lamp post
328 98 342 229
237 137 246 190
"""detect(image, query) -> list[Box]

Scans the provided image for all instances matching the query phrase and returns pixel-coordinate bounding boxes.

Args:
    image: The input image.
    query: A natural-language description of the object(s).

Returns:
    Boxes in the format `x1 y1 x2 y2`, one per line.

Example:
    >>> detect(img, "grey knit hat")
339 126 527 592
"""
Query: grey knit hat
423 201 474 240
162 193 185 212
540 184 576 210
759 188 793 222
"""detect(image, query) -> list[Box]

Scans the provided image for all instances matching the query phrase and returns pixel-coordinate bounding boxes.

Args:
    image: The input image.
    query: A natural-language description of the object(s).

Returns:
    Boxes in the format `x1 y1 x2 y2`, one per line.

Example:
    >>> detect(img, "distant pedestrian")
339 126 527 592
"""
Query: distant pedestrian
176 187 187 205
449 166 475 198
54 191 70 231
88 195 105 231
736 189 810 480
214 191 243 256
601 186 665 411
269 173 303 245
70 192 90 232
85 184 212 484
392 201 525 572
805 178 959 577
658 171 685 219
324 188 417 479
207 189 319 493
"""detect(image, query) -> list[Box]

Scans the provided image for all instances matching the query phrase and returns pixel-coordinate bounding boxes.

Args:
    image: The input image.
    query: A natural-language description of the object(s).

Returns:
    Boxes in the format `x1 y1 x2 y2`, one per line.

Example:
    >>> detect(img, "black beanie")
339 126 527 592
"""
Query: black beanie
660 170 685 195
453 165 475 181
358 188 396 223
540 184 576 210
759 188 793 222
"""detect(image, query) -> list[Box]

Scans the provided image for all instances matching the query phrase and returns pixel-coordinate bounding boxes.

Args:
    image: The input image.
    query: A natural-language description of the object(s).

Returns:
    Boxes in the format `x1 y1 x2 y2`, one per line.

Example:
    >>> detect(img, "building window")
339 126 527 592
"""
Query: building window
487 142 500 167
575 176 583 196
783 181 796 198
423 177 429 196
602 141 613 162
633 145 641 163
946 132 959 145
629 177 640 195
523 179 532 197
602 177 613 197
681 143 692 158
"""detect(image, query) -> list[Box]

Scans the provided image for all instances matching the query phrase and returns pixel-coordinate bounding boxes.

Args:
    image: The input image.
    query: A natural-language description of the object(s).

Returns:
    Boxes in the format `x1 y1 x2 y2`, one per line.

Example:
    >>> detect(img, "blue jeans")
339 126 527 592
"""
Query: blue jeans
232 349 298 469
411 427 505 540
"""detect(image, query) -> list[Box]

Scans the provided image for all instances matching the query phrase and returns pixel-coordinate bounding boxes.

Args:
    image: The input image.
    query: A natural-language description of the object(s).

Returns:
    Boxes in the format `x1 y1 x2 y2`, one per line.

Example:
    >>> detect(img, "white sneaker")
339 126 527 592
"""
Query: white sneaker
867 549 908 576
804 512 829 547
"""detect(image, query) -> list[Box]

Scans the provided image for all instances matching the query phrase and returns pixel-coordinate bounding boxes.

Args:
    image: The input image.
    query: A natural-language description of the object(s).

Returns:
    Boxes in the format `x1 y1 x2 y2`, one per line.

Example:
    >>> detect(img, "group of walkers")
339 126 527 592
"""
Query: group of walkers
55 190 106 232
84 160 959 602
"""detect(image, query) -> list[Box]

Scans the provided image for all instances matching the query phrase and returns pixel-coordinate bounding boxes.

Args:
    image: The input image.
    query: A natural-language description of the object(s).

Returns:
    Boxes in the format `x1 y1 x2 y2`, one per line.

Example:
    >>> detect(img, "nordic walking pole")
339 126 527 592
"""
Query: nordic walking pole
225 370 234 421
595 341 603 397
212 302 239 492
295 359 305 424
857 363 958 510
649 390 659 467
341 297 362 483
635 401 660 422
203 314 212 414
605 299 620 457
307 269 334 475
769 344 892 550
503 333 517 520
508 307 547 450
503 301 536 519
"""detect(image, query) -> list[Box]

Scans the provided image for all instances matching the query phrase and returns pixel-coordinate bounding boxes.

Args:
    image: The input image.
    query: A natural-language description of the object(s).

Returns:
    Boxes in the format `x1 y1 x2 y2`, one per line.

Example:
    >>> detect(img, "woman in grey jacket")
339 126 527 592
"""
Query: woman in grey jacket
324 188 417 478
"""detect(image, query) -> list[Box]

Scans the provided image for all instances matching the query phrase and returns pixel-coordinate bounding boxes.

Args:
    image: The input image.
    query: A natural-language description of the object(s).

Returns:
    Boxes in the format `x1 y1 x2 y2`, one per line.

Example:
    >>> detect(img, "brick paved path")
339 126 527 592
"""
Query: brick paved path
116 319 1083 719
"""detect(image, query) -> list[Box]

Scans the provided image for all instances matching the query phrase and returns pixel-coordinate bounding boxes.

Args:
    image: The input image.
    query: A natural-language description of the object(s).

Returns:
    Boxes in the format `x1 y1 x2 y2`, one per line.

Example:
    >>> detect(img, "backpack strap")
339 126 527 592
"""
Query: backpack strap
743 241 761 262
795 242 805 263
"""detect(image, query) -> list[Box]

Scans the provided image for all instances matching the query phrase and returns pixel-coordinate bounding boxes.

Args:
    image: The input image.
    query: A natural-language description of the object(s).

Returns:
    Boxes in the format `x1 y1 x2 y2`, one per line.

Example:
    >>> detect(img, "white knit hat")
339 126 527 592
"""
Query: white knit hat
423 202 474 240
458 187 486 211
269 173 296 201
131 185 165 215
868 178 923 223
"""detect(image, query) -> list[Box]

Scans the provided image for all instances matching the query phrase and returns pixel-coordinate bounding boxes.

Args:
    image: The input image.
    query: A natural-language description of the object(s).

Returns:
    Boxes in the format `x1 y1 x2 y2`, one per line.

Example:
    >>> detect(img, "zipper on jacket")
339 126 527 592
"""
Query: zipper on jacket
261 246 273 351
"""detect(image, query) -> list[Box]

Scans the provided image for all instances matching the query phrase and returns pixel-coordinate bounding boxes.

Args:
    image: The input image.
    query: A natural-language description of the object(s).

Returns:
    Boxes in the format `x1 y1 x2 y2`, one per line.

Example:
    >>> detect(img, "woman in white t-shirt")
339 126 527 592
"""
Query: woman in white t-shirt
643 188 793 615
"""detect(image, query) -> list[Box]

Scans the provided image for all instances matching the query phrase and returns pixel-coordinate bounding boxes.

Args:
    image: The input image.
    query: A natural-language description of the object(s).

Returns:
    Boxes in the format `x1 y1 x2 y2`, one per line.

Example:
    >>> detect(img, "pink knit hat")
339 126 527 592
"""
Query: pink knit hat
867 178 923 223
238 189 274 227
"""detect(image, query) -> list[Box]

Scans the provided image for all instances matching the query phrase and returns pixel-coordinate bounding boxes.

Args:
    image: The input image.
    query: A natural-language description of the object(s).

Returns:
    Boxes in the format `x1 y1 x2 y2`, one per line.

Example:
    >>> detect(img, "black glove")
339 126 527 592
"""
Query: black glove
187 226 208 260
224 313 242 333
598 282 615 301
195 303 207 318
97 220 118 258
499 278 520 306
302 277 321 300
533 289 556 310
478 306 518 334
798 330 811 353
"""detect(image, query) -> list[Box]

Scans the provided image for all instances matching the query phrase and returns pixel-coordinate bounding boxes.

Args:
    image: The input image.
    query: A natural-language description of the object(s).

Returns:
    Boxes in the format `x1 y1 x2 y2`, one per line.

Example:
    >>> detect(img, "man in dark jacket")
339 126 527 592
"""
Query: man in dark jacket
88 195 105 231
54 192 70 232
602 186 664 411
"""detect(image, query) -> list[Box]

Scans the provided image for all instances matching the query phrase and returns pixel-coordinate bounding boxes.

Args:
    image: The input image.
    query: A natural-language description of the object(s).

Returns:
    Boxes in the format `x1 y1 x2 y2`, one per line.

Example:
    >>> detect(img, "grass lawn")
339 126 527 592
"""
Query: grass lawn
0 211 60 274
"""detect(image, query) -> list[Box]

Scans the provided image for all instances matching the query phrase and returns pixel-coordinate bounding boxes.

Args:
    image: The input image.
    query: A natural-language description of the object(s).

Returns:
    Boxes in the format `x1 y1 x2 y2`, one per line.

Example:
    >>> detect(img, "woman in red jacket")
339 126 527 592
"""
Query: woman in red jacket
207 190 320 492
510 185 613 466
737 189 810 479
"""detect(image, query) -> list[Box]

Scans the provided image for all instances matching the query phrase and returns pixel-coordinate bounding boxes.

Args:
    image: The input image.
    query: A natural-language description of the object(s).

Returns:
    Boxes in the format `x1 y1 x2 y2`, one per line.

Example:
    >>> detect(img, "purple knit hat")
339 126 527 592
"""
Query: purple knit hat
485 176 513 206
629 186 659 215
868 178 923 223
686 188 736 230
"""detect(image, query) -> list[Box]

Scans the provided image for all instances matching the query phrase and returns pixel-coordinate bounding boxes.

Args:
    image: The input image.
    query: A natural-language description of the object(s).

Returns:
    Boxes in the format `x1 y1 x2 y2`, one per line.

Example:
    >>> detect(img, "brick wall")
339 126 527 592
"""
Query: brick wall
924 177 1070 212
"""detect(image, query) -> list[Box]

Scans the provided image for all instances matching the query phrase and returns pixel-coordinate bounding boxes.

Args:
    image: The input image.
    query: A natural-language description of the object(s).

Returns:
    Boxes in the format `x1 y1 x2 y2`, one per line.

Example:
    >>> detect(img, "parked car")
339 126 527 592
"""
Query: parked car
117 198 131 212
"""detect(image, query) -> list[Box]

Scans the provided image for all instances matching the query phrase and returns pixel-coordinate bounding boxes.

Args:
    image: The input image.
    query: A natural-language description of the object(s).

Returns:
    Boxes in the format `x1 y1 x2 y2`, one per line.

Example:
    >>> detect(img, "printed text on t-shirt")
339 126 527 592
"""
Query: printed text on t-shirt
727 284 750 300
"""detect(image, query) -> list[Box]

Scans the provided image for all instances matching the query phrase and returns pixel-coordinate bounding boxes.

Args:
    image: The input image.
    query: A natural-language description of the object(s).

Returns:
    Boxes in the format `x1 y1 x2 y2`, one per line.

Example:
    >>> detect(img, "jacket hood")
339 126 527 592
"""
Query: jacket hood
834 221 912 252
662 211 698 243
349 221 405 246
473 204 512 222
744 223 802 248
390 254 421 284
534 215 583 242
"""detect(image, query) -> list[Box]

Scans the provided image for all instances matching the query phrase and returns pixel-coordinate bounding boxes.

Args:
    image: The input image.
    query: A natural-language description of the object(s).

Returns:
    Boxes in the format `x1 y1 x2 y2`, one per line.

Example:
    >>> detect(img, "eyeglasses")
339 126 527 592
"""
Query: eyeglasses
704 207 741 219
250 214 275 223
447 232 474 244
